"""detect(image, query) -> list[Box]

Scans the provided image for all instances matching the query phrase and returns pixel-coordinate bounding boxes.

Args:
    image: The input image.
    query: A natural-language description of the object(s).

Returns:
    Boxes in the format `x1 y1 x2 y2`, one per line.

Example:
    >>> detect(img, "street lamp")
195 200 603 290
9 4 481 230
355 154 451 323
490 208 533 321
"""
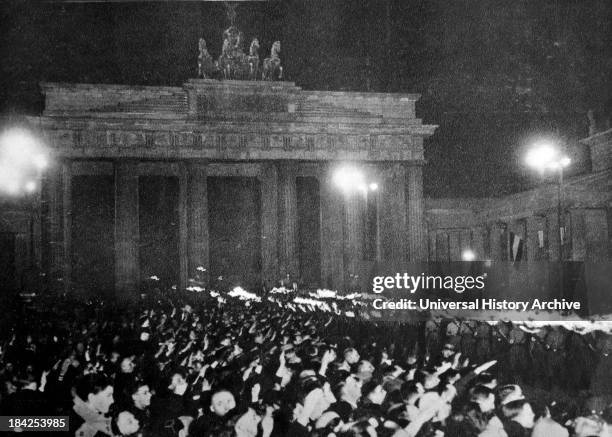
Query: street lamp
332 165 381 281
332 165 379 196
462 249 476 262
0 127 50 291
525 141 571 298
0 127 49 196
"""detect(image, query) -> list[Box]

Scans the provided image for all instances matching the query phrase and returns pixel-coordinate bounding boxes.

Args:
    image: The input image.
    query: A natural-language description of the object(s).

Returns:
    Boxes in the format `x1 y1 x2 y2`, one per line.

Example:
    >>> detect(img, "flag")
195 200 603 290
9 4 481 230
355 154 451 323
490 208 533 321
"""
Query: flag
537 230 544 248
511 232 523 263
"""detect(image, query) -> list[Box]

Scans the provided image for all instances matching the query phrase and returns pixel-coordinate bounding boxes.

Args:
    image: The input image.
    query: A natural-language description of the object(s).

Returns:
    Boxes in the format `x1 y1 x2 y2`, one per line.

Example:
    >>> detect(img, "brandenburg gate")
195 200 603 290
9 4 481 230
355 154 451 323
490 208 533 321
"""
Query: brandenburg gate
37 77 436 295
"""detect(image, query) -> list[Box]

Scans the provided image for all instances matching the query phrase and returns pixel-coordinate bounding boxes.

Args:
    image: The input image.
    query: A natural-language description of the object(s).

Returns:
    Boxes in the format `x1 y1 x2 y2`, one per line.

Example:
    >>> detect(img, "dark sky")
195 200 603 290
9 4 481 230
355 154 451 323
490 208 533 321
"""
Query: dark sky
1 0 610 197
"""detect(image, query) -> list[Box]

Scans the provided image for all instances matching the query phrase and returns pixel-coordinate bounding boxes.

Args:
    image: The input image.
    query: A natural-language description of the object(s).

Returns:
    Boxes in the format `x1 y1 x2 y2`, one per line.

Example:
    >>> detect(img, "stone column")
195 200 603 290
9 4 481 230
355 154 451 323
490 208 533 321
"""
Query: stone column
449 231 462 261
278 162 298 279
187 162 209 283
260 163 279 286
526 215 548 297
472 227 485 260
114 161 139 295
435 232 450 262
178 164 189 290
406 164 426 261
608 207 612 260
344 189 365 288
526 215 545 262
547 211 563 296
569 209 586 261
320 167 344 291
547 211 561 261
488 223 504 261
379 164 406 264
43 165 65 291
62 162 72 294
14 234 28 292
30 190 43 274
427 230 436 261
584 208 608 261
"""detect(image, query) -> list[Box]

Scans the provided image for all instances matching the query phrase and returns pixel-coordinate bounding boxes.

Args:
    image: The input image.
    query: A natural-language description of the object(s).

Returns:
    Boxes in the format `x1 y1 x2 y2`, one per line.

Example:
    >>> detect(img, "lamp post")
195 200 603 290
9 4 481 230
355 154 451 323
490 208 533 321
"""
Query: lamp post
333 165 380 290
0 127 49 292
525 142 571 298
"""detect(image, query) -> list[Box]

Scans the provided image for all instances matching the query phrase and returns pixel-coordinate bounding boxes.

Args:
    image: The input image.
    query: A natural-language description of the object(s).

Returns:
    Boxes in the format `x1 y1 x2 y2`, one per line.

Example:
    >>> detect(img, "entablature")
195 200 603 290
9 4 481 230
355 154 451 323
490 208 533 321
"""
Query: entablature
36 80 437 161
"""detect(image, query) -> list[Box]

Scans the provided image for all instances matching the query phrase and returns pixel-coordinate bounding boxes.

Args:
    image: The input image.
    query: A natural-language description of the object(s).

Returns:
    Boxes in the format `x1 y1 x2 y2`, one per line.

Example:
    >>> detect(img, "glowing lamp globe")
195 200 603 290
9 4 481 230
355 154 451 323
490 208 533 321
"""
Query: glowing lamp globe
462 249 476 262
525 143 558 171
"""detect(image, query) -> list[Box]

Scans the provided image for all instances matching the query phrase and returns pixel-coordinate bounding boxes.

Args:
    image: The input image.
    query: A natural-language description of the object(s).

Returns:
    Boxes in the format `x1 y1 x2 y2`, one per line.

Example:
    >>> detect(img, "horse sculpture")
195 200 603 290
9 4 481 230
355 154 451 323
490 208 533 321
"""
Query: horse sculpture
197 38 215 79
247 38 260 81
262 41 282 81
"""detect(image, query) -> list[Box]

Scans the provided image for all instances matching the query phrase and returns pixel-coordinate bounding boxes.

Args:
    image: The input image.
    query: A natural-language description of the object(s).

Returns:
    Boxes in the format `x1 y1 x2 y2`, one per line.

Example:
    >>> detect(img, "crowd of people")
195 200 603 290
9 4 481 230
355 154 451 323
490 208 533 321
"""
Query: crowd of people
0 288 611 437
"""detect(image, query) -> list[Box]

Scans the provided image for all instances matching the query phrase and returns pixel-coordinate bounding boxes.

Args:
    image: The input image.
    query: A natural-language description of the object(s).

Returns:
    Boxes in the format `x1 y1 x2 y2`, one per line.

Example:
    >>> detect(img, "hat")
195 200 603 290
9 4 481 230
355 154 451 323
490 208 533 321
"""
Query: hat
382 377 403 394
499 385 525 406
315 411 340 430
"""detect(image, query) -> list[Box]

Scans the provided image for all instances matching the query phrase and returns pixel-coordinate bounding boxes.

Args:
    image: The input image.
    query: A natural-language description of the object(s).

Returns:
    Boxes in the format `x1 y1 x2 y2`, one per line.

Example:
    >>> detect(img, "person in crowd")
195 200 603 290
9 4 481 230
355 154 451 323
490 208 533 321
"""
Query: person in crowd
328 371 363 422
190 388 239 436
124 379 152 435
499 386 536 437
111 410 141 437
1 371 47 415
355 378 386 423
0 287 610 437
70 374 114 437
339 348 361 372
288 375 333 436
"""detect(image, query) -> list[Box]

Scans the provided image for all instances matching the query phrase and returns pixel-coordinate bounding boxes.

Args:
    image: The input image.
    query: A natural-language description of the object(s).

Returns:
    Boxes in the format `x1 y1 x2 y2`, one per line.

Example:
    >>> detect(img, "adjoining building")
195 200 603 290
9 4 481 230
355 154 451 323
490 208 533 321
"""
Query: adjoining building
426 128 612 314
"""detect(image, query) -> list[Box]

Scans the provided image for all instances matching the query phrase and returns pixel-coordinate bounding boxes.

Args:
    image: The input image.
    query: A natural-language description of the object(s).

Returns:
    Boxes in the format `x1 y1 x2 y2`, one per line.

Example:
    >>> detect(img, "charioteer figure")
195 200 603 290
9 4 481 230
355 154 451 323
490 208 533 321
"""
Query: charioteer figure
217 25 249 80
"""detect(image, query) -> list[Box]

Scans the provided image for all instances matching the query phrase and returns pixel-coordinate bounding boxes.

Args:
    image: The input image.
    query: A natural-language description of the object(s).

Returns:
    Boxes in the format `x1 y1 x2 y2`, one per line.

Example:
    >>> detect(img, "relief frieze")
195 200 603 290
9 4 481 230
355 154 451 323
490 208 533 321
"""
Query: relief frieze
203 134 216 149
73 130 83 148
53 129 74 148
153 132 172 147
174 132 194 147
306 136 315 152
262 135 270 149
125 131 146 147
215 135 225 152
48 128 420 160
192 133 203 148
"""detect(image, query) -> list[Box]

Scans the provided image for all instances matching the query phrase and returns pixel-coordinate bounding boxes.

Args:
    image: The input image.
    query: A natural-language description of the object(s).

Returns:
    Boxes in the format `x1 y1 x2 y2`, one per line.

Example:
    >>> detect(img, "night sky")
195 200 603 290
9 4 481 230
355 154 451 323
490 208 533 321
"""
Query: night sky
1 0 610 197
